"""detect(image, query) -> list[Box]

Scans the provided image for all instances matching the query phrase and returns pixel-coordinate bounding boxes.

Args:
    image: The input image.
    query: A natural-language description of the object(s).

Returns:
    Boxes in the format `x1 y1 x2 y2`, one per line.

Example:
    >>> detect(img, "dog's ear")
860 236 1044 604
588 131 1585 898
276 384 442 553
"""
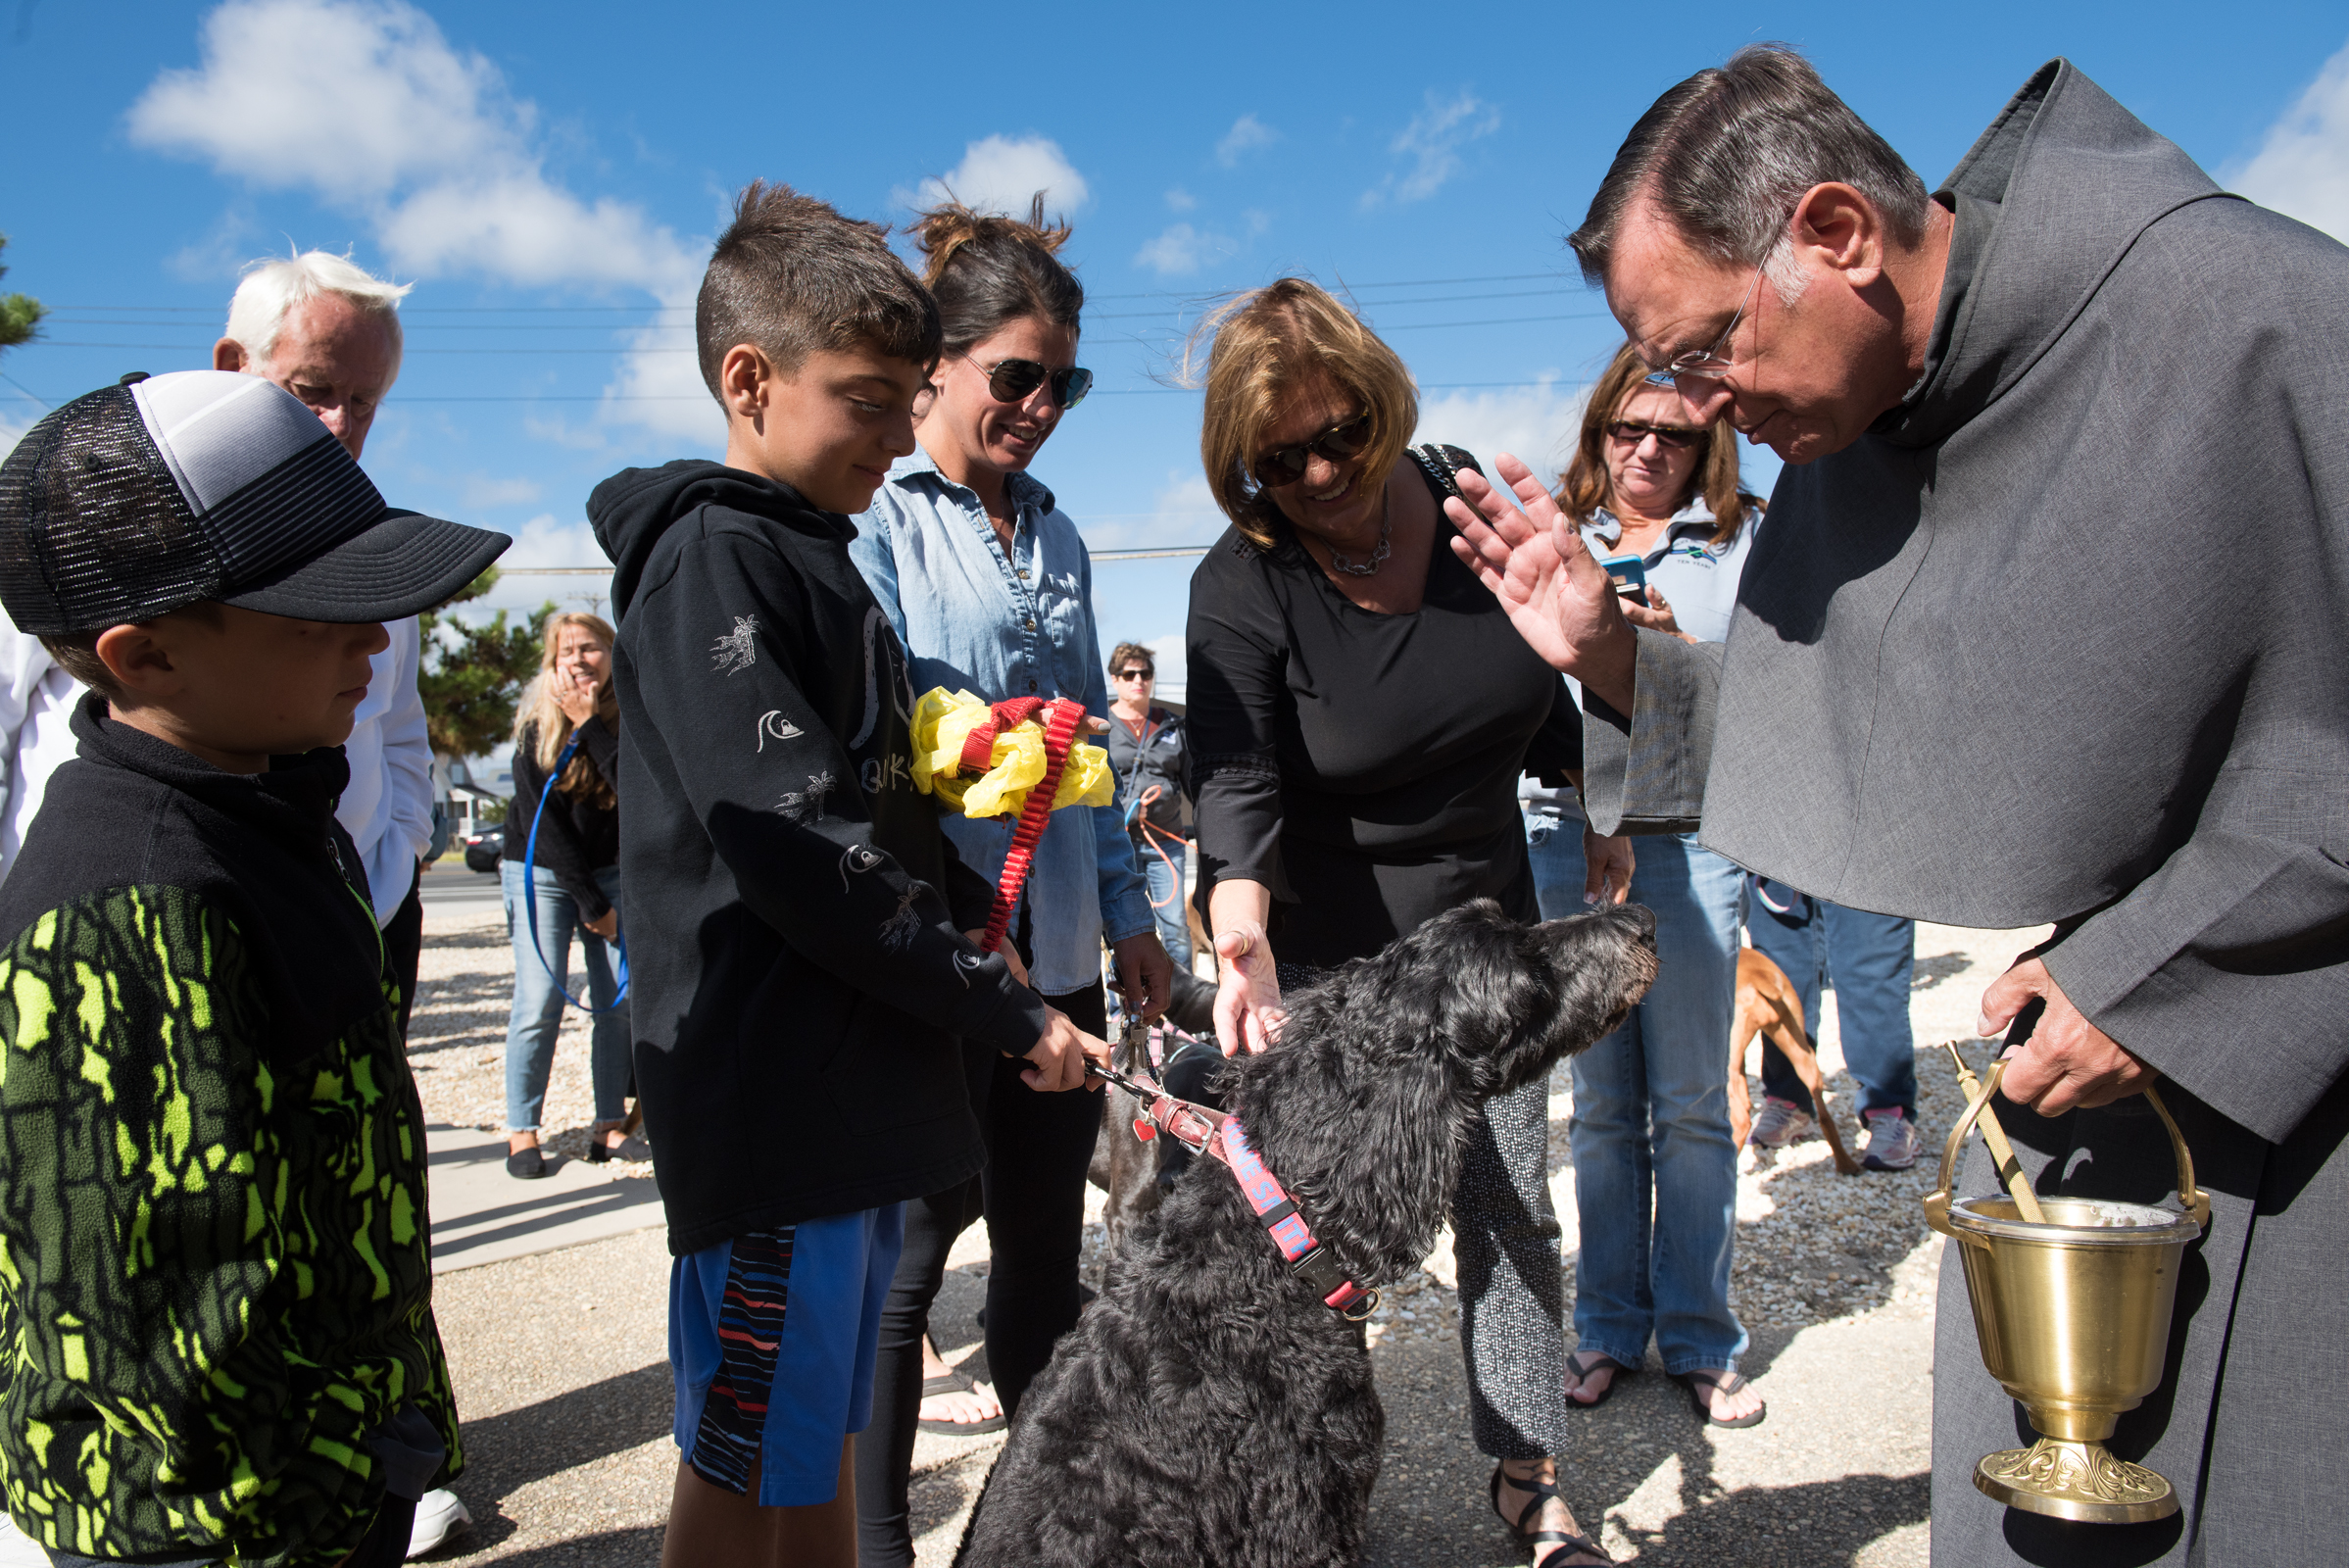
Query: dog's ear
1409 900 1570 1101
1227 901 1561 1282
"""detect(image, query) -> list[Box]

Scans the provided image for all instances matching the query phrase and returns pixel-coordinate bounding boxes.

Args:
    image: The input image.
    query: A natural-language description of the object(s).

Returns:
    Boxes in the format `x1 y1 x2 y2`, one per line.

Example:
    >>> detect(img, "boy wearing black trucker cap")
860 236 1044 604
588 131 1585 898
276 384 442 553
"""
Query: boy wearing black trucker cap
0 369 509 1568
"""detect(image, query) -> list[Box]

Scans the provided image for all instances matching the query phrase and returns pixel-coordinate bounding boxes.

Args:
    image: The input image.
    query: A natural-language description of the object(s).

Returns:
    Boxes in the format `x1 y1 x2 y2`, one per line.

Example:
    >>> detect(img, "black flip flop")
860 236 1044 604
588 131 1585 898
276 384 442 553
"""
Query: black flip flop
1674 1367 1766 1429
916 1371 1006 1437
1563 1350 1630 1409
1488 1465 1614 1565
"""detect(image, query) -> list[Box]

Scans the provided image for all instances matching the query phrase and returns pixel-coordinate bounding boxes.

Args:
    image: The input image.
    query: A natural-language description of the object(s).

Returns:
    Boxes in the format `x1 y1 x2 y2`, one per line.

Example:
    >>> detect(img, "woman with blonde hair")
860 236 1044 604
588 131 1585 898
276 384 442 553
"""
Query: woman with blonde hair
1185 278 1629 1568
1522 342 1766 1429
501 611 636 1180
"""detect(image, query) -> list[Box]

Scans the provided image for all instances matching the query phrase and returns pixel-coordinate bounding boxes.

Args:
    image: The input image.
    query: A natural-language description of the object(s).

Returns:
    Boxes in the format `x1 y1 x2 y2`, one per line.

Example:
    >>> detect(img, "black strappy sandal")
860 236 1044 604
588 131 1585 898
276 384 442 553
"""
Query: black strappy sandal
1488 1464 1614 1567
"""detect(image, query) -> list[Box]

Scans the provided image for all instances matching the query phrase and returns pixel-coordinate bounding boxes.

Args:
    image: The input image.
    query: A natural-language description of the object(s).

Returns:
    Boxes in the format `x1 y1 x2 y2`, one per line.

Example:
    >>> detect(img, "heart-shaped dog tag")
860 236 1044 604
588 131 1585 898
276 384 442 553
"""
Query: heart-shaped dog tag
1132 1118 1157 1142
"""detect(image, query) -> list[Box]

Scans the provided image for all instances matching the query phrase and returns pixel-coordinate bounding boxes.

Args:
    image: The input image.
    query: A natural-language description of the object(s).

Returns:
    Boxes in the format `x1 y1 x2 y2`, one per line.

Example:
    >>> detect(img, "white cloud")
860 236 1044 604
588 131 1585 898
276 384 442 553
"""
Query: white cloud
1135 223 1214 276
127 0 698 293
599 287 725 445
459 473 544 509
1164 187 1198 213
1361 90 1502 210
1133 212 1270 277
905 134 1090 219
130 1 708 442
2230 37 2349 242
470 513 614 616
1079 473 1225 556
1215 114 1278 168
1413 375 1587 478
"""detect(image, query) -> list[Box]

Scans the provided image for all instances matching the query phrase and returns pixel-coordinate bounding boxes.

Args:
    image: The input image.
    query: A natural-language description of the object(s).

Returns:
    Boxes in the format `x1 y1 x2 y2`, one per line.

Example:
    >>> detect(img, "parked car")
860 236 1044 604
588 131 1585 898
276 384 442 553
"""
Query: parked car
463 827 505 874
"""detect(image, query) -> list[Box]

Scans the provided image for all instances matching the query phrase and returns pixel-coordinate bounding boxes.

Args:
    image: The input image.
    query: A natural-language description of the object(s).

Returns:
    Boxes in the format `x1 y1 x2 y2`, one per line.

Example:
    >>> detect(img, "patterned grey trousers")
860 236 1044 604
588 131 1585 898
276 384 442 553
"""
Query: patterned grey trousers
1276 963 1567 1460
1453 1070 1569 1460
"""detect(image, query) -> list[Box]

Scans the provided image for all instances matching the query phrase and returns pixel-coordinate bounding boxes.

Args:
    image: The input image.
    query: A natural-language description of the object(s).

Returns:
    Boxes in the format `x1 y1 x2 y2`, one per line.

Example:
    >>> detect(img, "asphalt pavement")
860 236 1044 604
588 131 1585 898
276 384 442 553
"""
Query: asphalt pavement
420 862 505 916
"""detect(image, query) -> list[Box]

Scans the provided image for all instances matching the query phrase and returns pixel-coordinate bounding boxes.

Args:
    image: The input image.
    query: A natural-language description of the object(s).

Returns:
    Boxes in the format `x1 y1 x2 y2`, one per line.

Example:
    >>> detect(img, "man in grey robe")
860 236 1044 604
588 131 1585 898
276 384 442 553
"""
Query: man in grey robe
1447 46 2348 1567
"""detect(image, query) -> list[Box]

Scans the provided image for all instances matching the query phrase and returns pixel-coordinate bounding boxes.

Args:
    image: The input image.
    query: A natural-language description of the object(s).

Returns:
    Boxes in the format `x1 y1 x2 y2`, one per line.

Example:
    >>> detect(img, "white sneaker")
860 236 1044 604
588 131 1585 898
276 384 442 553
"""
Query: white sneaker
408 1489 471 1558
1861 1109 1922 1172
1748 1096 1816 1150
0 1513 50 1568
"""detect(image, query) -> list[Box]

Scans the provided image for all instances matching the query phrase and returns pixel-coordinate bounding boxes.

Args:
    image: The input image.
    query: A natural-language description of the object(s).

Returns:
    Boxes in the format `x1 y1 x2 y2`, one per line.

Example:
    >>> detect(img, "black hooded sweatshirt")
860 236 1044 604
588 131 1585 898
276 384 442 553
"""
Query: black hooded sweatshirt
590 461 1049 1254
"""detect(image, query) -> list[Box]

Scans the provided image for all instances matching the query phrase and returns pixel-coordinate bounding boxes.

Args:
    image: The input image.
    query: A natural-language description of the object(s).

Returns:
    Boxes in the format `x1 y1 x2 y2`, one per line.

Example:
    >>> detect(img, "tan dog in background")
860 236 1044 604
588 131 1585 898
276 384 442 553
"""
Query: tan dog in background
1729 948 1861 1175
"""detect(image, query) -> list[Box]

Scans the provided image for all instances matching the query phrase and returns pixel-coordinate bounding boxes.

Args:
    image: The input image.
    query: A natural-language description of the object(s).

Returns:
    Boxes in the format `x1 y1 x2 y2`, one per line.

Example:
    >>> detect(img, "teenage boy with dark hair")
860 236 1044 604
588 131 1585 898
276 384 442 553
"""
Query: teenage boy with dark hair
0 369 509 1567
589 182 1105 1568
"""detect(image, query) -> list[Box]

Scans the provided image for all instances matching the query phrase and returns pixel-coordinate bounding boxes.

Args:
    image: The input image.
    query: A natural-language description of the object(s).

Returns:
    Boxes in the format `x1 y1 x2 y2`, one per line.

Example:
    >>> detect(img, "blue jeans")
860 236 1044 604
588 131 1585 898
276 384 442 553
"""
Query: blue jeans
1743 878 1917 1119
1528 816 1746 1375
502 860 631 1132
1134 834 1191 966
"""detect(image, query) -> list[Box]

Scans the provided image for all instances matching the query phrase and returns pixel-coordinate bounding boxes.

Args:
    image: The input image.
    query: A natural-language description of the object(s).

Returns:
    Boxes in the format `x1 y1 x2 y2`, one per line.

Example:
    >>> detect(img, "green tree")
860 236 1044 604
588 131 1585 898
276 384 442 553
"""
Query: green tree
0 234 44 356
417 567 555 760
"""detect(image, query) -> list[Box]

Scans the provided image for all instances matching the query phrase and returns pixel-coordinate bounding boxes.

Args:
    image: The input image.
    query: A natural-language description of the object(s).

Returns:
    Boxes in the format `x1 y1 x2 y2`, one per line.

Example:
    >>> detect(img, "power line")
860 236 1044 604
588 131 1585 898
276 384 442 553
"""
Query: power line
47 272 1587 315
31 310 1614 358
49 284 1594 334
0 376 1577 406
499 544 1214 576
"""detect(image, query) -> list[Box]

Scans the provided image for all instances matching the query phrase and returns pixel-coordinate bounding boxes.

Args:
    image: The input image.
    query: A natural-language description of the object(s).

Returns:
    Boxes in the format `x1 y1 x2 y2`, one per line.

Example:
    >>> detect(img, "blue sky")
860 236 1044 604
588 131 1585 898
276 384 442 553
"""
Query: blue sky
4 0 2347 697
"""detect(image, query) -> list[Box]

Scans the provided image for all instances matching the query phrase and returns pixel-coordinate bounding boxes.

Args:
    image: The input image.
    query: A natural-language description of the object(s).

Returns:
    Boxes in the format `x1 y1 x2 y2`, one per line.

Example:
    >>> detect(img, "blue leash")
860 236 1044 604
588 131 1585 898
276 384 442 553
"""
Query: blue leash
520 727 628 1012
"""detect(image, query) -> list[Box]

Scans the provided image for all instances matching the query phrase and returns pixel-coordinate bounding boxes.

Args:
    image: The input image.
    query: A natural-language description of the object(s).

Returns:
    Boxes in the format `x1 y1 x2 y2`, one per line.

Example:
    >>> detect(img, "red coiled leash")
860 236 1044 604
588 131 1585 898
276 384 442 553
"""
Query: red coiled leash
975 696 1088 956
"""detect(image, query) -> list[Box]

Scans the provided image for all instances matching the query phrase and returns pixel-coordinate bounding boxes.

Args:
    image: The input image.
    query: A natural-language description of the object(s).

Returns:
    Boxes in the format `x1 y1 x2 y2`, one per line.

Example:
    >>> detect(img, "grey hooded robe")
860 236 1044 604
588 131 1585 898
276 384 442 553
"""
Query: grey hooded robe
1580 61 2349 1566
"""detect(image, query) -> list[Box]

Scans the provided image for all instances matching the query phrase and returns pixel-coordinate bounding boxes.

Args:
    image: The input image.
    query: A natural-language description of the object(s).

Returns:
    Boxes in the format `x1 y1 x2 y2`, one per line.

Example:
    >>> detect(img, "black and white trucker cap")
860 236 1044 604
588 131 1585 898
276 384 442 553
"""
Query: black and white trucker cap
0 369 509 634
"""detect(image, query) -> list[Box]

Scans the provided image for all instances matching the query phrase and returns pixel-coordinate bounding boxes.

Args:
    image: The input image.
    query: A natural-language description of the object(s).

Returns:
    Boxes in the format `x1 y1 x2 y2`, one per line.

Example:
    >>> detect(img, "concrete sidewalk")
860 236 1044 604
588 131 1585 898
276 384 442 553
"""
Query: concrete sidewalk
427 1122 662 1275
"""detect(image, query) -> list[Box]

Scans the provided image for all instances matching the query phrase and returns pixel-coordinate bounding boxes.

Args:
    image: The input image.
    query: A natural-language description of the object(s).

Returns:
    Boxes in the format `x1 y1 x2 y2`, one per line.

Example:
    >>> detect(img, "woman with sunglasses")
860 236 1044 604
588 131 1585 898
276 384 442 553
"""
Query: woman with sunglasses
1185 278 1627 1568
850 198 1170 1568
1525 342 1767 1429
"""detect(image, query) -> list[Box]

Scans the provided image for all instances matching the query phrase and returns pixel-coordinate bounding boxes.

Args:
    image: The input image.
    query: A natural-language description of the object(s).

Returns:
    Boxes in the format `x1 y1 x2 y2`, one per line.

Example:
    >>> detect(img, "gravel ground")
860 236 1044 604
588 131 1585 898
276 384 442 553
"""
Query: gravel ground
410 913 2045 1565
411 910 656 1168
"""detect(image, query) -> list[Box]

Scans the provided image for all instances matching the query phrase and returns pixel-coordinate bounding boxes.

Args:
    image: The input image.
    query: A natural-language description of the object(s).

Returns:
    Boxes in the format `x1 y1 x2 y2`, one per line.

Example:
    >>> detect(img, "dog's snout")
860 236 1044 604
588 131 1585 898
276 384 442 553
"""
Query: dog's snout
1614 903 1657 945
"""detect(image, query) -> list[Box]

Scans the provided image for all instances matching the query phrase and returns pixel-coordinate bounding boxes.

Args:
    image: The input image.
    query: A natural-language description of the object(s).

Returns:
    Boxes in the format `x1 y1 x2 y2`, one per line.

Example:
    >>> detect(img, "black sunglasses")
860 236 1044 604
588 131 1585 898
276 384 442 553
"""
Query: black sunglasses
973 357 1093 410
1250 413 1375 489
1604 418 1706 450
1115 667 1153 680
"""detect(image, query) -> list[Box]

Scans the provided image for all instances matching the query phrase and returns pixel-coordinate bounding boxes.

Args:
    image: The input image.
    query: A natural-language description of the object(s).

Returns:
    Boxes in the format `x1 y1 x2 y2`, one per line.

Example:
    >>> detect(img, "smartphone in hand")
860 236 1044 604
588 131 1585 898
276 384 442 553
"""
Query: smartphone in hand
1597 555 1648 601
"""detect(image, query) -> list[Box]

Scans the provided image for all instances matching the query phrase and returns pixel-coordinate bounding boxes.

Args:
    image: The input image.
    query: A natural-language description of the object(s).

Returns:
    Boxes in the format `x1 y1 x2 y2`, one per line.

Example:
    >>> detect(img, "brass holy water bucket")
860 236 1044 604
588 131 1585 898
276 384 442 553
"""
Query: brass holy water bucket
1922 1059 2210 1524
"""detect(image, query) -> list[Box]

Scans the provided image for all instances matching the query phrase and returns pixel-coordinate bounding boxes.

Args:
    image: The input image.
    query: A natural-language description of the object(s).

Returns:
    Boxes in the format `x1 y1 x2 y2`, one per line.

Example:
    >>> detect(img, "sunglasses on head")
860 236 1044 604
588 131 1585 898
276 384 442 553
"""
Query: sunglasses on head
1250 413 1375 489
972 357 1093 410
1605 418 1706 450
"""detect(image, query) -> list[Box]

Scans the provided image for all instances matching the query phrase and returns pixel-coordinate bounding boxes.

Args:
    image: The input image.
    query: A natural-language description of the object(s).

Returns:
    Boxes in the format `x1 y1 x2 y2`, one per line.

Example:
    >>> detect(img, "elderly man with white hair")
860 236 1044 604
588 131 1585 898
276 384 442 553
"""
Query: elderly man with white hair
0 249 466 1558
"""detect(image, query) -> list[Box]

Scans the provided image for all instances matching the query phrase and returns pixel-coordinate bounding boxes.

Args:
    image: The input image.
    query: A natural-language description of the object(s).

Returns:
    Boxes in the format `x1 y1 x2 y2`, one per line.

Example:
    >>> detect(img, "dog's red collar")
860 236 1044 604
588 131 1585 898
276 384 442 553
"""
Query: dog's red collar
1215 1116 1380 1320
1115 1069 1379 1321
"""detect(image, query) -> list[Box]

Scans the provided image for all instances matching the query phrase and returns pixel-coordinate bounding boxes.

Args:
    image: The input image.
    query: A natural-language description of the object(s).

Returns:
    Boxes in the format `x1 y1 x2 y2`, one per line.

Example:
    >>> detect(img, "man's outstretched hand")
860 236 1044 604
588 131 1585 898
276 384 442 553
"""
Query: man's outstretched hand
1444 453 1639 713
1979 956 2157 1117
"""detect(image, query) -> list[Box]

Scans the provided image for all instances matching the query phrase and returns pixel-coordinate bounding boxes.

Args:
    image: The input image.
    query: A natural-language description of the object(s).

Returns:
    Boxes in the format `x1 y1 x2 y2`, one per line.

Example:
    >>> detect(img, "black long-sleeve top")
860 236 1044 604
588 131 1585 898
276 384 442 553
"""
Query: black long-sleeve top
506 715 620 922
591 460 1048 1251
1185 450 1580 970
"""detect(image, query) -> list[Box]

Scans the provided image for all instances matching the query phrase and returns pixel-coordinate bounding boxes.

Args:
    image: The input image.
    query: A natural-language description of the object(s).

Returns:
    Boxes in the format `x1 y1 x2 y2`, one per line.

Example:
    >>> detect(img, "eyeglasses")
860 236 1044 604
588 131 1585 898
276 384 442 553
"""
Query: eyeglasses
1642 259 1766 387
1250 413 1374 489
971 357 1094 410
1115 668 1153 682
1604 419 1707 450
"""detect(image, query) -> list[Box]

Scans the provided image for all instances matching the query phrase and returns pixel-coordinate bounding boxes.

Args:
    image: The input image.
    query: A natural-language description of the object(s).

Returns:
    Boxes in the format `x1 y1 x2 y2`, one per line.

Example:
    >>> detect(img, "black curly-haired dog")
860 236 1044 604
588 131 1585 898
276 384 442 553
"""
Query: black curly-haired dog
957 897 1657 1568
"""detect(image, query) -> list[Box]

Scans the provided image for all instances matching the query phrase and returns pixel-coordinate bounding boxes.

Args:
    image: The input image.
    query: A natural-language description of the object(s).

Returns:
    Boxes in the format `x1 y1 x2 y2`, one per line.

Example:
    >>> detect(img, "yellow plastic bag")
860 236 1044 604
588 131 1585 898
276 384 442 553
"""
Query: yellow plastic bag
908 687 1112 819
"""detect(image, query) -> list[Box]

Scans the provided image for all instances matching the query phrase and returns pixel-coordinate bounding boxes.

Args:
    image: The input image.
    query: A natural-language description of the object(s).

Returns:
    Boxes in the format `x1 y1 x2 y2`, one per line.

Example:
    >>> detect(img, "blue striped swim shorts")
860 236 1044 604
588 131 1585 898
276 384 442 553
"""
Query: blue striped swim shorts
668 1203 905 1506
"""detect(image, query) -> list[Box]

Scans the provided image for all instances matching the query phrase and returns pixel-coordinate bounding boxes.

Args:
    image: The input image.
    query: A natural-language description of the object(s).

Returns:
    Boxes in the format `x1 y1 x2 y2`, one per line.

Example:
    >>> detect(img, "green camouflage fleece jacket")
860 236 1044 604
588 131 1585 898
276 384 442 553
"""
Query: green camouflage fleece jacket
0 705 460 1567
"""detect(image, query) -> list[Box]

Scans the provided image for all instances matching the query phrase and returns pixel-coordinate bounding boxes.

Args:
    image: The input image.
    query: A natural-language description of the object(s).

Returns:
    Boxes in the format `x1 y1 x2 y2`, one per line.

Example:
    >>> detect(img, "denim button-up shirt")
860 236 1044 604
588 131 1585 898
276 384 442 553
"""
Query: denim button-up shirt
851 452 1154 995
